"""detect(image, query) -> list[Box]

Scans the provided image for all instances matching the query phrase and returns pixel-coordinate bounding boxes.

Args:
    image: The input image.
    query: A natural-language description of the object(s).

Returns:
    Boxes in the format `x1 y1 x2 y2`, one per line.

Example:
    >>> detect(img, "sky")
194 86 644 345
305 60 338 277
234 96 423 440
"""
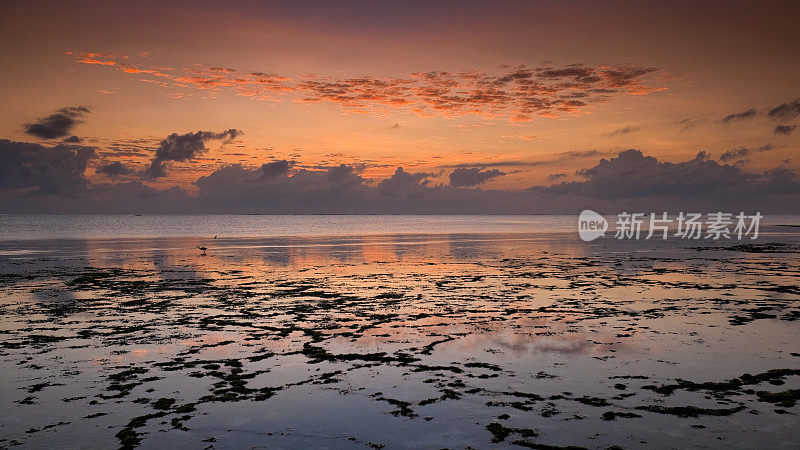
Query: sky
1 0 799 213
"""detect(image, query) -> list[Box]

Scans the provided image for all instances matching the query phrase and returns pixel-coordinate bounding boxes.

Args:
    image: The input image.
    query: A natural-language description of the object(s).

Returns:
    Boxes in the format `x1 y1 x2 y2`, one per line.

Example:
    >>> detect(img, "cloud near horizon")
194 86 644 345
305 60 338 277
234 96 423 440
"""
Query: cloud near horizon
0 139 96 195
449 167 507 186
96 161 135 177
0 139 797 214
539 149 797 199
719 144 774 163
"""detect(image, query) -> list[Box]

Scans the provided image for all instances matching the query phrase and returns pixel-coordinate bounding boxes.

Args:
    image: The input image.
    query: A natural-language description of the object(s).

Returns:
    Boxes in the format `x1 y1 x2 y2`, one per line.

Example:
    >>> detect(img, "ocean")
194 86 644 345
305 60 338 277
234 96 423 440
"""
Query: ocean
1 213 799 241
0 214 798 448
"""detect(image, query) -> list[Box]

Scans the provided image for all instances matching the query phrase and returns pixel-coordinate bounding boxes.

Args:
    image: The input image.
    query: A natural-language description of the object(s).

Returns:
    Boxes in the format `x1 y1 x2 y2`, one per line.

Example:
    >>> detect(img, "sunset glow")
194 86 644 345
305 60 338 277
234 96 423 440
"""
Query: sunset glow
1 1 798 212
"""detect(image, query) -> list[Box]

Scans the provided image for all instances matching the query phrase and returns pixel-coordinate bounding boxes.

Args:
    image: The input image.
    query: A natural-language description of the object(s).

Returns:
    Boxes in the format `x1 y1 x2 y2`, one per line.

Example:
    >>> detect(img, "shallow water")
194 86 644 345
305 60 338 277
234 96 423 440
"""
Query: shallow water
0 227 799 448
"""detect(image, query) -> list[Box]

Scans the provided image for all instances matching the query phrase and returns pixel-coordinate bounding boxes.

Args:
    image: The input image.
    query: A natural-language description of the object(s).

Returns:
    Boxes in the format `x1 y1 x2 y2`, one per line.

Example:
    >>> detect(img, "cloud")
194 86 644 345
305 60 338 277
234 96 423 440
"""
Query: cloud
377 167 431 195
101 138 155 158
439 160 541 168
721 108 757 124
103 155 800 213
0 139 95 194
189 163 524 214
146 129 242 178
768 99 800 120
96 161 135 177
542 148 797 199
598 67 658 89
565 150 604 159
449 167 506 186
1 140 797 213
438 150 606 170
321 164 365 186
674 116 706 131
719 144 774 162
260 159 293 178
192 163 378 213
719 147 750 162
547 173 567 181
774 124 797 135
72 51 665 121
23 106 90 139
604 126 641 137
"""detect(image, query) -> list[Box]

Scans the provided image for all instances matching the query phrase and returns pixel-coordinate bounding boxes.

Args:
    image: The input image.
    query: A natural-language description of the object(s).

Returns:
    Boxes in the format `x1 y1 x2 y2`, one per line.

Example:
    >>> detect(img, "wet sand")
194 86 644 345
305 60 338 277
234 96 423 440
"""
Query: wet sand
0 231 798 448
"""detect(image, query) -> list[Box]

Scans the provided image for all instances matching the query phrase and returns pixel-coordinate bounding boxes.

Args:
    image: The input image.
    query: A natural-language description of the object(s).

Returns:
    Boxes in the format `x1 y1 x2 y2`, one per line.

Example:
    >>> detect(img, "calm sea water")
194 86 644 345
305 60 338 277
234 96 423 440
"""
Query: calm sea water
1 214 799 448
0 215 579 241
1 214 799 241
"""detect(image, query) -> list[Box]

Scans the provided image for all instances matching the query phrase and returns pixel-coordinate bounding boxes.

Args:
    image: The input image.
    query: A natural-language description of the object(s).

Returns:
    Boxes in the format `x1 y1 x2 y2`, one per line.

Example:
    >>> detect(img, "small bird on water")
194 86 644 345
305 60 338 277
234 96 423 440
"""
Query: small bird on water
197 246 207 255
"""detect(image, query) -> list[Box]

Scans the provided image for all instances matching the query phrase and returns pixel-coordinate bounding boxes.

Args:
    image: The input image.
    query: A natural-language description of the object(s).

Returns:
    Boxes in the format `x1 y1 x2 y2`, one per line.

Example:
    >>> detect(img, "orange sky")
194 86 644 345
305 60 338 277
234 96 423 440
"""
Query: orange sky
1 0 798 193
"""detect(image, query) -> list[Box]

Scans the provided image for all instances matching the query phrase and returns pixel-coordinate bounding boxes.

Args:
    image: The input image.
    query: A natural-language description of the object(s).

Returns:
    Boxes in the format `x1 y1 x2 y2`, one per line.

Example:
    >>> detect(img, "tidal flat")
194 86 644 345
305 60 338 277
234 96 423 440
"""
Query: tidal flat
0 232 798 449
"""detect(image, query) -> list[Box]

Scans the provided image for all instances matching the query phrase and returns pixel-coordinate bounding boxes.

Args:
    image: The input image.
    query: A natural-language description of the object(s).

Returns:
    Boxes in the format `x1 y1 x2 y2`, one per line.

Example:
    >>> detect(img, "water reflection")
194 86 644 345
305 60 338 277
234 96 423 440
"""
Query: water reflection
0 231 798 449
0 232 590 273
